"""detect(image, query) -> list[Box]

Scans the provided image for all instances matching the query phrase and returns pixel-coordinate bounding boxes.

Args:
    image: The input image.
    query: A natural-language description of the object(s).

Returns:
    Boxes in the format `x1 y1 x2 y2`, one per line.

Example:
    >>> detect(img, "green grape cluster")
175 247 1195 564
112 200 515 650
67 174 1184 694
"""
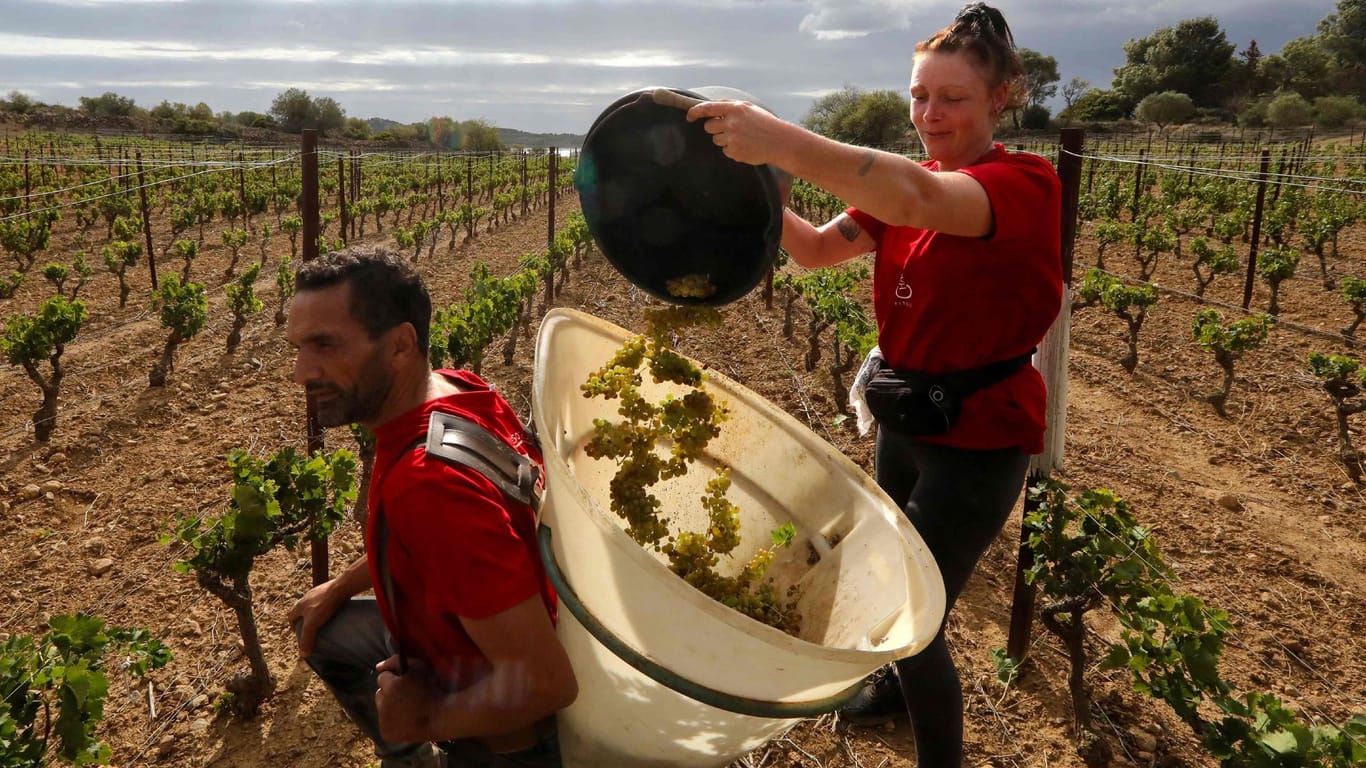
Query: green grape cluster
665 273 717 299
700 469 741 554
581 309 801 635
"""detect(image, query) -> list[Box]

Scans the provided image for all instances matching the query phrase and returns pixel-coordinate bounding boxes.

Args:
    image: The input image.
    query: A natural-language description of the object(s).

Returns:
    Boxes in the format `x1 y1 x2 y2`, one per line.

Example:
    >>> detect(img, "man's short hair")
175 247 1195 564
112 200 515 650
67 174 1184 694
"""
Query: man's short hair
294 244 431 351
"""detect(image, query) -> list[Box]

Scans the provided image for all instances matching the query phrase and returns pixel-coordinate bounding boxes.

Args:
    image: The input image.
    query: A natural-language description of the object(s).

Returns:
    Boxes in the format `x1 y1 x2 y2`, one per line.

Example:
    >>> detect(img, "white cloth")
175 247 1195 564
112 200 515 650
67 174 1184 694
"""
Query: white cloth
849 346 883 437
1028 284 1072 475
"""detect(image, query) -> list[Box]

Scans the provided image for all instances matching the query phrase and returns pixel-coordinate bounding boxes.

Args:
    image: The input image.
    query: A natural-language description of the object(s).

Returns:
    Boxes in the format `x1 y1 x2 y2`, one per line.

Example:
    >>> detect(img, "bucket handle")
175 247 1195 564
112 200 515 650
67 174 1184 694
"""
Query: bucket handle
538 524 868 719
647 88 707 112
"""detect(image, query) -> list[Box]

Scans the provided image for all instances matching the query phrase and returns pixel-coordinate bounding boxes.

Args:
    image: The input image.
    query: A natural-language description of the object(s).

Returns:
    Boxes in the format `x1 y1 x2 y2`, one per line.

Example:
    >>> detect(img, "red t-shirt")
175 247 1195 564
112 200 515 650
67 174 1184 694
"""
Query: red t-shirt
846 145 1062 453
367 369 554 689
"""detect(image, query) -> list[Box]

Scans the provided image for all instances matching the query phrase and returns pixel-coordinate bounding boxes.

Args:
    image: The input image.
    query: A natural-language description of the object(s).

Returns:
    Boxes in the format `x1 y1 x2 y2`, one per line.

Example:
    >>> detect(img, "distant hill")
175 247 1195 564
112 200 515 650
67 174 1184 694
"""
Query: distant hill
497 127 584 149
363 117 581 149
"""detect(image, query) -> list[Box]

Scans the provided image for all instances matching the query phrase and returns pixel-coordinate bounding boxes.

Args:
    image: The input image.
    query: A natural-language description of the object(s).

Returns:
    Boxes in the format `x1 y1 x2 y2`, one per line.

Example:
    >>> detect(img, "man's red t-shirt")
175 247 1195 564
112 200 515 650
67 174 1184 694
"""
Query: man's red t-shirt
367 369 554 689
846 144 1062 453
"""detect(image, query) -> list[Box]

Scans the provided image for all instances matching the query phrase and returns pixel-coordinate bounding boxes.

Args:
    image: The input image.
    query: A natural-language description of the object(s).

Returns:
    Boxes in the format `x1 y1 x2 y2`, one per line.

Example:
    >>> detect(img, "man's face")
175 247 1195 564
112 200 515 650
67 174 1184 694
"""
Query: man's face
286 282 392 428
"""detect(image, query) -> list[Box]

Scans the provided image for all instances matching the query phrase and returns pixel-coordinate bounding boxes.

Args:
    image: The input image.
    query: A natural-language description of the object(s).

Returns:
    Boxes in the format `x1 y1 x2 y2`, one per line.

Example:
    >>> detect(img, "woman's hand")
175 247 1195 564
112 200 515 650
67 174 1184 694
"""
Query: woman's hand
686 100 790 166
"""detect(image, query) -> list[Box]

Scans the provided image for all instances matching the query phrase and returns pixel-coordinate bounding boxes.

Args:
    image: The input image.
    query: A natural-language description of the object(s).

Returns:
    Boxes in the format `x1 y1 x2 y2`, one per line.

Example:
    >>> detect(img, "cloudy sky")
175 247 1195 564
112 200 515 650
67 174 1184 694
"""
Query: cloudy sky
1 0 1337 135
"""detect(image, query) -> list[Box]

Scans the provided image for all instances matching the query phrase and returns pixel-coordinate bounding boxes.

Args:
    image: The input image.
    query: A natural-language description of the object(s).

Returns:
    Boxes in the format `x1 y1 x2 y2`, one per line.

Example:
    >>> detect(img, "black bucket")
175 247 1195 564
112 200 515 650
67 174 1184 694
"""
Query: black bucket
574 86 789 306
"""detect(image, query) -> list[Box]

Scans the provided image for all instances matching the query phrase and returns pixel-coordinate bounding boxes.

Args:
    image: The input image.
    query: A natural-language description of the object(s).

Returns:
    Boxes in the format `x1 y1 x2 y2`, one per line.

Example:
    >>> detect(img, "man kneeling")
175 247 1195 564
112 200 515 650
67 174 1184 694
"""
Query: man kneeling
286 245 576 767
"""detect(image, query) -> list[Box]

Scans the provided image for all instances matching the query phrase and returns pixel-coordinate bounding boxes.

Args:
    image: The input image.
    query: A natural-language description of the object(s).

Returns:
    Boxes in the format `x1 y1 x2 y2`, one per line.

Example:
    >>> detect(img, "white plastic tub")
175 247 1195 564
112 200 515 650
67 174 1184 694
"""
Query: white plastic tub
532 308 944 768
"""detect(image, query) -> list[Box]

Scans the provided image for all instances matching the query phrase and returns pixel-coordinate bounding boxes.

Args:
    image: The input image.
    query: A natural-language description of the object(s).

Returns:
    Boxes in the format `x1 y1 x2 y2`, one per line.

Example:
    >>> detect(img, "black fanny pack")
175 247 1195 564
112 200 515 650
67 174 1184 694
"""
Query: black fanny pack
864 349 1035 436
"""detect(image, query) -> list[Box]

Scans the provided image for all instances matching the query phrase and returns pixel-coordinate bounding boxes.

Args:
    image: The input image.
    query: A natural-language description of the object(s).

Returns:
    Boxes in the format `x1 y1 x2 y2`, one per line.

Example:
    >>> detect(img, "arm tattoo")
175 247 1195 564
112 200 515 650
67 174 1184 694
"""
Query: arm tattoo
836 216 862 243
856 152 875 177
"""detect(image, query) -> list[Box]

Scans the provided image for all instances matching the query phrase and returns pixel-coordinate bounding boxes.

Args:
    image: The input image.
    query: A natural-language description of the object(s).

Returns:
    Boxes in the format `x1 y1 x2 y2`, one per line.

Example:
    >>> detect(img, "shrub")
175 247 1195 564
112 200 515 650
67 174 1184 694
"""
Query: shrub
1313 95 1362 128
1021 104 1052 130
2 90 33 114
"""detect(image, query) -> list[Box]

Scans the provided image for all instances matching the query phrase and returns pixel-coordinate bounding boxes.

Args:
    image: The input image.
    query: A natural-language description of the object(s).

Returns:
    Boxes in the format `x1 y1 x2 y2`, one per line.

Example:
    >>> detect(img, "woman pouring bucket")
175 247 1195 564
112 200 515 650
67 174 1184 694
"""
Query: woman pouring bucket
683 4 1062 766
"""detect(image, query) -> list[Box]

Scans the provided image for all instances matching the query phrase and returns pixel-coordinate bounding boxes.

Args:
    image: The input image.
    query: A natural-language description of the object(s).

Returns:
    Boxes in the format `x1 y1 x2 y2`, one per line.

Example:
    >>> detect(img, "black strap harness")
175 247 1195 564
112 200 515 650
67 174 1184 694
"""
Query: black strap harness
415 410 543 512
373 409 544 673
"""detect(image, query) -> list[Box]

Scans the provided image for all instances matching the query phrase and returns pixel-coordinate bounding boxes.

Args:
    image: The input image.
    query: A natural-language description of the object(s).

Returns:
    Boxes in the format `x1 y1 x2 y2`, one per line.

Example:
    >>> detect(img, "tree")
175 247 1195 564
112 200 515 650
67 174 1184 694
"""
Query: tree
1135 91 1195 129
801 86 909 146
1068 89 1126 121
802 86 864 137
78 91 136 116
1112 17 1235 110
1275 37 1334 98
269 88 315 133
1061 77 1091 118
425 116 462 149
1237 40 1267 98
1318 0 1366 100
313 96 346 134
836 90 912 146
1020 49 1060 108
343 117 371 140
234 110 276 128
460 119 502 151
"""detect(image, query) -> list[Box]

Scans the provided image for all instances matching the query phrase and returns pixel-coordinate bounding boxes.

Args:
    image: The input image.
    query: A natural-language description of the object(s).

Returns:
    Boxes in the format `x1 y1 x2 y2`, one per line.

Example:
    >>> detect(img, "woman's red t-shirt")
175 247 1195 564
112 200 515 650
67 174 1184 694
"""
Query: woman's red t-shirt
846 144 1062 453
367 369 553 689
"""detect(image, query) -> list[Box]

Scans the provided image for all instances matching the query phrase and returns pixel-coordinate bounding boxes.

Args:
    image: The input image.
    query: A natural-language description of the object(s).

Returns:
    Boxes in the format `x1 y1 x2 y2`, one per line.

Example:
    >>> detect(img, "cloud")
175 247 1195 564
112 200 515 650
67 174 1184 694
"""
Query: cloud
1 0 1341 133
0 33 339 62
797 0 934 40
341 48 555 67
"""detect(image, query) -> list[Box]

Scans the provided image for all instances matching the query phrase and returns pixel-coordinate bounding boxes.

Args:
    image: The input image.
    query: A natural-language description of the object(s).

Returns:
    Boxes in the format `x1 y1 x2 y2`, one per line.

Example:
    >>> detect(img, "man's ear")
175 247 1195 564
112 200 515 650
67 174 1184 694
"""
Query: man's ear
389 322 422 362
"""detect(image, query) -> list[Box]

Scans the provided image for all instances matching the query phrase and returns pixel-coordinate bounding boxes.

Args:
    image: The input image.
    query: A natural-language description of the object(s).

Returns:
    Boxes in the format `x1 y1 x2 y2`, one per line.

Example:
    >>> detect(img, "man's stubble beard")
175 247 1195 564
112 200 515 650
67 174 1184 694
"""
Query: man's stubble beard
312 348 392 428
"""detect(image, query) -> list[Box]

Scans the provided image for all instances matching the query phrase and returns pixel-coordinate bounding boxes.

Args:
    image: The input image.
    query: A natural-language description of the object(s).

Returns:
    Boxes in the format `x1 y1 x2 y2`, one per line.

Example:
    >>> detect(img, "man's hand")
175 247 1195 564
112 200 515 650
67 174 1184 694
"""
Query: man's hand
375 655 437 744
288 579 340 657
289 556 371 657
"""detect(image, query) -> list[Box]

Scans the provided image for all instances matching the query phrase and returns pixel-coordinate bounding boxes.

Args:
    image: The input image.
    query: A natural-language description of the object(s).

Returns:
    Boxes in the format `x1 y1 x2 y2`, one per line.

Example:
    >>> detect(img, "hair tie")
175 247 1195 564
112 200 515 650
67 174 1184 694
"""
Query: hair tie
953 3 1015 47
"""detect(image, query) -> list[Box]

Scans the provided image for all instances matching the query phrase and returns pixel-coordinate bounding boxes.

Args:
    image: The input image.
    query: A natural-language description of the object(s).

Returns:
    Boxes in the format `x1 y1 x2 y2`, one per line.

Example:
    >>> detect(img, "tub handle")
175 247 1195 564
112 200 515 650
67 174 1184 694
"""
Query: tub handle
647 88 708 112
538 524 867 719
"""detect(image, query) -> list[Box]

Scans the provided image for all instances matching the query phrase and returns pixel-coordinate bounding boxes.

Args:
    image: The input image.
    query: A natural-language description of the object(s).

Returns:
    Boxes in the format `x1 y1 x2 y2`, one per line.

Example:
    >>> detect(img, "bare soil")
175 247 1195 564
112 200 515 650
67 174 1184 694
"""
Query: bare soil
1 169 1362 768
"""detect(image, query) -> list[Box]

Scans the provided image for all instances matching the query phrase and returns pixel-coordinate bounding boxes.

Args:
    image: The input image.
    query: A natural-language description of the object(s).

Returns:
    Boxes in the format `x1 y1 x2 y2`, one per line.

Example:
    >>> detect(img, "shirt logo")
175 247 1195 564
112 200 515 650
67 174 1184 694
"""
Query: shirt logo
894 275 913 306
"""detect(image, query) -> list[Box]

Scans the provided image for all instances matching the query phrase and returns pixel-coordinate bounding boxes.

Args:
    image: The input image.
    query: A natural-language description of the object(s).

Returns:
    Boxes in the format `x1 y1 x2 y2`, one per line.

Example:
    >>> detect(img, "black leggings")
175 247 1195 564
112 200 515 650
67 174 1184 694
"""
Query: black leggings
875 429 1028 768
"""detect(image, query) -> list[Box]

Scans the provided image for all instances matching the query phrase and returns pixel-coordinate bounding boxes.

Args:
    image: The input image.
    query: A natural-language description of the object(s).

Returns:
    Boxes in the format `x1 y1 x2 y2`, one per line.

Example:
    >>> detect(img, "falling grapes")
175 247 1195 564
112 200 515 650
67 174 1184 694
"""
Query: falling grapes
665 272 717 299
581 307 801 635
